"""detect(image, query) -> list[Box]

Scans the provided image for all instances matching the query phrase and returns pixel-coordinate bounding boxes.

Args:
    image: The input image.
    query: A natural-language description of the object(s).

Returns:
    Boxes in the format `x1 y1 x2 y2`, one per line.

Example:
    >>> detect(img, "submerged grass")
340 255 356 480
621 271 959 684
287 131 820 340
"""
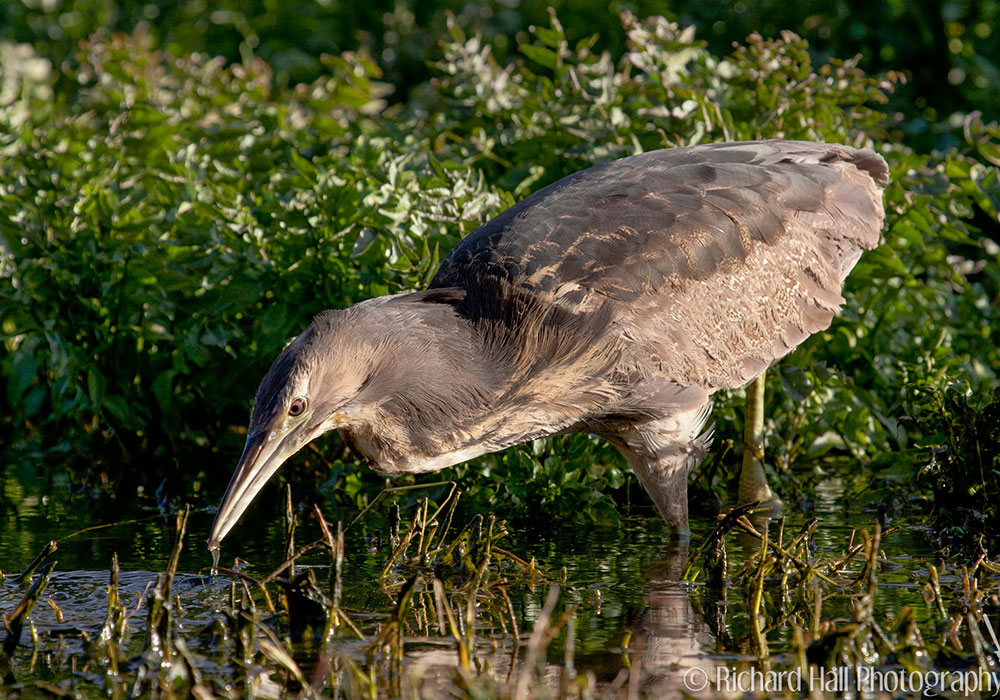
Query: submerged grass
2 491 1000 698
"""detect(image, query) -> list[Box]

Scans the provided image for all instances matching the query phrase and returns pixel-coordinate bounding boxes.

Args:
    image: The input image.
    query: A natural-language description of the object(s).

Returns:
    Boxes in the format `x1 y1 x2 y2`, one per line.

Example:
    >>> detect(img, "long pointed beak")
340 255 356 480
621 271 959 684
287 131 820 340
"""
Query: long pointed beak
208 429 300 550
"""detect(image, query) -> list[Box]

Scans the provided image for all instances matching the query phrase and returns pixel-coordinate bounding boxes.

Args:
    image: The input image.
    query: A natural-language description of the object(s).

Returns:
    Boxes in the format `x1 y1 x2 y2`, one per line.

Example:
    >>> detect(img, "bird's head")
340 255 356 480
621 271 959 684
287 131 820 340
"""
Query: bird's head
207 313 368 550
207 290 471 551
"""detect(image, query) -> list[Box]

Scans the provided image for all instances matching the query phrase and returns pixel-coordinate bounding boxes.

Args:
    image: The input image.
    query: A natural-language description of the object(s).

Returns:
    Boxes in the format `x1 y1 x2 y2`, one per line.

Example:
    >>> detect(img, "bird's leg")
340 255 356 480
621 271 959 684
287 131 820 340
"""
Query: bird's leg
737 373 780 509
609 404 713 534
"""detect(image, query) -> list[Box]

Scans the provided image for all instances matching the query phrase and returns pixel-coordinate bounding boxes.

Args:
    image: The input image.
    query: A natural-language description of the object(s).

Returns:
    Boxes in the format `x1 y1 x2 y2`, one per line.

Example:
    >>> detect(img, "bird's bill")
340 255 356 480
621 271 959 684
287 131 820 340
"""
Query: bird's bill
207 429 300 550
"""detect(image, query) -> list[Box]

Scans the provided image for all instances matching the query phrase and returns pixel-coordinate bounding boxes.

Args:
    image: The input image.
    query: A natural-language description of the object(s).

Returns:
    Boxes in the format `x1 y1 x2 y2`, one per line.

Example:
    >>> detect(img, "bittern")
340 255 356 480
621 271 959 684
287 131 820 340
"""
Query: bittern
208 140 887 549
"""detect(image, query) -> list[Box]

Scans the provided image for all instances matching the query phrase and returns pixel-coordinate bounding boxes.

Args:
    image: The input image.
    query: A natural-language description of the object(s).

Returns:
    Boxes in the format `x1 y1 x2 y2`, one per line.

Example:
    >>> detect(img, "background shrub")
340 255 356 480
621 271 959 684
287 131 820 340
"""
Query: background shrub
1 8 998 526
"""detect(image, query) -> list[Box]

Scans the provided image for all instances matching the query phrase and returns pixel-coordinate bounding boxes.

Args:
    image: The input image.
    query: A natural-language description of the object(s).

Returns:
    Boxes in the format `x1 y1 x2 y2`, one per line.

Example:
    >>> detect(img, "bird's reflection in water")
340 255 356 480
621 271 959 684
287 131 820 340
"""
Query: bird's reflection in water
317 541 726 698
620 508 785 699
621 541 720 699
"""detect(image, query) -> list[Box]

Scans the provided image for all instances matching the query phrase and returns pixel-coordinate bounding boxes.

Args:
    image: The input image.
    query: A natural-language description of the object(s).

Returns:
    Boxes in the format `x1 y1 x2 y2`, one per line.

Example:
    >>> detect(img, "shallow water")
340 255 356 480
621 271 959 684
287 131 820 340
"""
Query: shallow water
0 467 984 697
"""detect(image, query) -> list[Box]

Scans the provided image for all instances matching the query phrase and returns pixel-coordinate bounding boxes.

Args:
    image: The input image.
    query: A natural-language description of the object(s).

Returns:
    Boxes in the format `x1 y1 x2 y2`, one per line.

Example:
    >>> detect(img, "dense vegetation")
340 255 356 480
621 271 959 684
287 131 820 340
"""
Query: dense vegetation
3 0 998 151
1 5 999 535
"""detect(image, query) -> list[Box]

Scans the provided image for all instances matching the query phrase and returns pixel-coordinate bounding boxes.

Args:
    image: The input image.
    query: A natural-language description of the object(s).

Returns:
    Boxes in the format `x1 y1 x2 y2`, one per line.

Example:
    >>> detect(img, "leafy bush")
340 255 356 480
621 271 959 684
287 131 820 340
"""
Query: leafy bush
907 385 1000 548
2 13 999 523
4 0 998 152
0 32 501 495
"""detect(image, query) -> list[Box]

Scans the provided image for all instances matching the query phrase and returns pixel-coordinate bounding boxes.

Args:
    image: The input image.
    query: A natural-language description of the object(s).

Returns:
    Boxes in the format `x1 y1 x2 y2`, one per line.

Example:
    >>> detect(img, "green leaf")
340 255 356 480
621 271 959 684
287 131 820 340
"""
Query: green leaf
7 353 37 407
978 141 1000 167
520 44 558 70
290 150 319 180
532 26 564 49
152 371 175 413
87 368 106 406
129 102 169 126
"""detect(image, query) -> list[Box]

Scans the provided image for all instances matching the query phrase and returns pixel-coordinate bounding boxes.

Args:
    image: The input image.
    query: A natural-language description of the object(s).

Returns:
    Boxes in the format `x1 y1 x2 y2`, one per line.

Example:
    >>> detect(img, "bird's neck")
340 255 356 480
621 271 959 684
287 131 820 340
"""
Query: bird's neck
335 293 501 473
338 293 602 474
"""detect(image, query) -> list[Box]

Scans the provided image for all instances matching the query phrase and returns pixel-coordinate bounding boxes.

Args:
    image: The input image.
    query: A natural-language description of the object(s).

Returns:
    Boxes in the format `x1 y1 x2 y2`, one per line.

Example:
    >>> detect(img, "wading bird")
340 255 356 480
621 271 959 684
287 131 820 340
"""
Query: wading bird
208 140 887 550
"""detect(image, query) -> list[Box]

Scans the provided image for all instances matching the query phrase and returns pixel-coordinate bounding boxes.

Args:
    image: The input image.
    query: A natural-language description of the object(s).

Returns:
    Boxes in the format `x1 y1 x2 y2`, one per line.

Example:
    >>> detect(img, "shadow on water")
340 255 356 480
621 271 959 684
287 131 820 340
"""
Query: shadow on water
2 466 1000 698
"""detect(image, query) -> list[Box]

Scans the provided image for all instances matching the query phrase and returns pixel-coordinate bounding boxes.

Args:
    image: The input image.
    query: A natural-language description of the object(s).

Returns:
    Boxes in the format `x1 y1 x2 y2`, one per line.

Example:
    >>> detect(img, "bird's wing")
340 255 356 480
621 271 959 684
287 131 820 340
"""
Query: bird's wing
430 140 887 390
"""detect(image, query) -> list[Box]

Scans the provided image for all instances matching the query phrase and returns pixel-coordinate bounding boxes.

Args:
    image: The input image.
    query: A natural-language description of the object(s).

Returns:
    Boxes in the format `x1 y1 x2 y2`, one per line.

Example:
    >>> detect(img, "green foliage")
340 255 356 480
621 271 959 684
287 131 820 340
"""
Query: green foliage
1 12 999 526
908 385 1000 547
671 0 1000 150
4 0 997 152
0 32 502 489
433 15 898 184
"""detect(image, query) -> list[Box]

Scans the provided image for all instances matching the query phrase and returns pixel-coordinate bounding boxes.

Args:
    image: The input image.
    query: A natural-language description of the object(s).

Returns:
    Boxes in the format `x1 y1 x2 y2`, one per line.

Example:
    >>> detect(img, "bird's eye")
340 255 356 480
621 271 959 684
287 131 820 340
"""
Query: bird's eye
289 397 307 417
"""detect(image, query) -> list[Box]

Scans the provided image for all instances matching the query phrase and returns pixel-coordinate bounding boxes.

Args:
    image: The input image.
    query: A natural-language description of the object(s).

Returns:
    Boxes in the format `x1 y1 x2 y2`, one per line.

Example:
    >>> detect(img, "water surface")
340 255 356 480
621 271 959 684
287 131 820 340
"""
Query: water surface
0 467 972 697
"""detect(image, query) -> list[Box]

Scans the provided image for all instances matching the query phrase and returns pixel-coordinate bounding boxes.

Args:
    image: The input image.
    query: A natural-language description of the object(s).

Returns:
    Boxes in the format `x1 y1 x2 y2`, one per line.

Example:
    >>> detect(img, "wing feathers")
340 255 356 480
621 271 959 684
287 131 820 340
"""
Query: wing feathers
431 140 887 393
